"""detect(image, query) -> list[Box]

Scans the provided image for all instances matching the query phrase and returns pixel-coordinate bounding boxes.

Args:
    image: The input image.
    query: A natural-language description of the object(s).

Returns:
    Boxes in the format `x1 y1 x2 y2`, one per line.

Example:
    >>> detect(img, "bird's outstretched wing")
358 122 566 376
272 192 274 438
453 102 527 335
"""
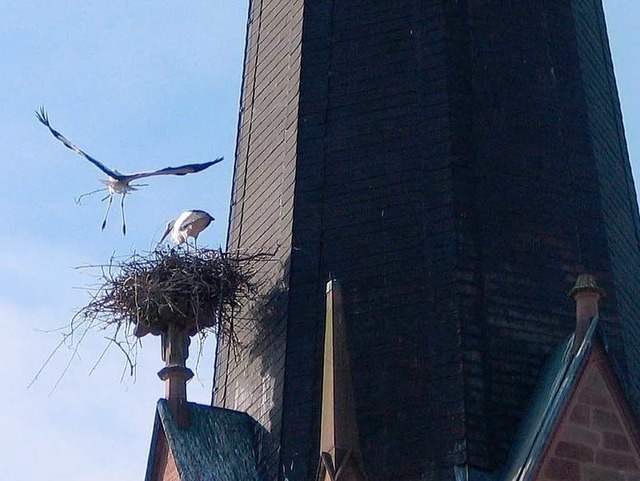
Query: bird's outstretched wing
123 157 224 182
37 107 223 183
35 107 122 180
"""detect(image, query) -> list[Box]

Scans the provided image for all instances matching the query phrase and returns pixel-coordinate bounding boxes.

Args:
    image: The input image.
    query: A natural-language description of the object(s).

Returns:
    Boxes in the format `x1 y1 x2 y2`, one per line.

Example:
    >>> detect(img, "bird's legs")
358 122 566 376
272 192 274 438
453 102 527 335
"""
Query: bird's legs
101 194 114 231
75 187 108 206
120 194 127 235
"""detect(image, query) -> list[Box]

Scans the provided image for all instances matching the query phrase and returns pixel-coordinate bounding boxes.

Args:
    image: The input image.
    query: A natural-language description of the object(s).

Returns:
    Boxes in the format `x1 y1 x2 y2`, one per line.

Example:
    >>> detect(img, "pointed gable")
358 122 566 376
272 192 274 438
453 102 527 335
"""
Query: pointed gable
501 317 640 481
145 400 261 481
535 340 640 481
147 427 180 481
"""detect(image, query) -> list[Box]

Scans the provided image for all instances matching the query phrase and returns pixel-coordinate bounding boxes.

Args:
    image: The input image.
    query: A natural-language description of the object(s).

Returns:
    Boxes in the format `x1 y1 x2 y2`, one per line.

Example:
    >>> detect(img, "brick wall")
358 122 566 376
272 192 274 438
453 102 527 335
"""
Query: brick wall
448 0 615 467
537 343 640 481
148 429 181 481
571 0 640 412
215 0 640 480
281 2 465 479
214 0 304 479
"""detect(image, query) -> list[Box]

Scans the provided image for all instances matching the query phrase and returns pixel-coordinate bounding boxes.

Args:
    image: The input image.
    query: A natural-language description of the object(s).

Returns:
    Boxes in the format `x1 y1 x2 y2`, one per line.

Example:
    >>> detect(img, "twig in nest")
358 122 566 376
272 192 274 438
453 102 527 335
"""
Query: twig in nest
33 246 266 386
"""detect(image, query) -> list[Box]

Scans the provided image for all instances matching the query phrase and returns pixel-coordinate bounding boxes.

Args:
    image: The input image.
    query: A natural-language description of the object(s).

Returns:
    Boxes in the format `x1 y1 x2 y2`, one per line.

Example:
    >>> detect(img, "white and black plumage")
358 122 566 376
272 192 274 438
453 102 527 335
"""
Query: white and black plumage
160 210 214 249
35 107 223 235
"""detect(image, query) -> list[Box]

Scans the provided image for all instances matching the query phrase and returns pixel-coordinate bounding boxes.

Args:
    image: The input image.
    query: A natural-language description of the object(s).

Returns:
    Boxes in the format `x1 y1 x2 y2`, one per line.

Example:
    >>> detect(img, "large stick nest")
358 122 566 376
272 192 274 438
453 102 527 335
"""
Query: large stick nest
78 247 262 343
31 247 267 389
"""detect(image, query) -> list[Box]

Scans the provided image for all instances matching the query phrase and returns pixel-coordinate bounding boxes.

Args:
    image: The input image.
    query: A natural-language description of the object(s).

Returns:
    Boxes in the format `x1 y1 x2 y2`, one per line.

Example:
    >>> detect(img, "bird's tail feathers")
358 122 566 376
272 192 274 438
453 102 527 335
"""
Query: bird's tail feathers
35 106 50 126
98 179 142 192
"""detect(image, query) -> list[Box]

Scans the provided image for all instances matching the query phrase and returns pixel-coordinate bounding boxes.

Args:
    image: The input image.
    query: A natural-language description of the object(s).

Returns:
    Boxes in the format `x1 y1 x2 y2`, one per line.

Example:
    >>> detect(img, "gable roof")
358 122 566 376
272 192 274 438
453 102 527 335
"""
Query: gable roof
499 315 640 481
500 318 599 481
145 399 261 481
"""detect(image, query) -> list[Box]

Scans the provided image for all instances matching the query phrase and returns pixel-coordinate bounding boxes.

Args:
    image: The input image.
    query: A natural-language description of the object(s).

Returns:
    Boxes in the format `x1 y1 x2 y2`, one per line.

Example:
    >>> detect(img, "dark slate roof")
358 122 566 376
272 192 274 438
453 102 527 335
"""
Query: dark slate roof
144 400 261 481
499 317 599 481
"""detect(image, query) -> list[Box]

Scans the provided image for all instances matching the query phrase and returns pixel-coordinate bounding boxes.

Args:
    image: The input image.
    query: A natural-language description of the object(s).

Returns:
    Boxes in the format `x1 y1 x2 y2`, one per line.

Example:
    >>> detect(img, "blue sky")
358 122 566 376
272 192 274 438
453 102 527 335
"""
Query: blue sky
0 2 639 480
0 2 247 480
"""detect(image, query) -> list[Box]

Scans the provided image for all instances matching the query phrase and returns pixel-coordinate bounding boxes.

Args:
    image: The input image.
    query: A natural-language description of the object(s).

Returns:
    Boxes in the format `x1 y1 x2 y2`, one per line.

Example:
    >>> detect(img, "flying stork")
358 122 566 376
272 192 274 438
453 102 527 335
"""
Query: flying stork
36 107 223 235
160 210 214 249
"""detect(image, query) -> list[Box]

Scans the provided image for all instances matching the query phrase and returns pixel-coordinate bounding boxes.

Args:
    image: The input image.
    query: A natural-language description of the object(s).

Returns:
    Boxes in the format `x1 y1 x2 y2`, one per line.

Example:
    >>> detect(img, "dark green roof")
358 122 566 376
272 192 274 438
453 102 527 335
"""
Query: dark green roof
145 400 261 481
457 317 623 481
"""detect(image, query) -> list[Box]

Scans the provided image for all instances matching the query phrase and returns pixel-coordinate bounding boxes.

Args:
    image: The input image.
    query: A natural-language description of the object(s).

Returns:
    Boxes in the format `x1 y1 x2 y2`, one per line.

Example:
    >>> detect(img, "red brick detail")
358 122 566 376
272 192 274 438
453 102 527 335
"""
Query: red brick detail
583 369 606 391
533 343 640 481
148 428 181 481
595 450 639 470
603 432 632 452
556 441 595 462
578 387 613 409
570 403 591 426
593 409 624 433
544 458 580 481
582 465 625 481
162 448 180 481
564 425 600 446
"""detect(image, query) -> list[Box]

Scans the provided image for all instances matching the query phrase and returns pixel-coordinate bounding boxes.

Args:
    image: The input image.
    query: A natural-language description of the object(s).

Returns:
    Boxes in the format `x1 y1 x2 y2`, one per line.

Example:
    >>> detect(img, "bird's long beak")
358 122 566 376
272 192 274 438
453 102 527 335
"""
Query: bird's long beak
159 221 174 245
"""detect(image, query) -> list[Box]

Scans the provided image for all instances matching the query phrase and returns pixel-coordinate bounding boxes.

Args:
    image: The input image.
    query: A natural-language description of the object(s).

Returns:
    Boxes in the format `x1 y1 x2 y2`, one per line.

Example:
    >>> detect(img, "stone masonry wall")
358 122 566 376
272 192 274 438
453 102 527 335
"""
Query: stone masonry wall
537 344 640 481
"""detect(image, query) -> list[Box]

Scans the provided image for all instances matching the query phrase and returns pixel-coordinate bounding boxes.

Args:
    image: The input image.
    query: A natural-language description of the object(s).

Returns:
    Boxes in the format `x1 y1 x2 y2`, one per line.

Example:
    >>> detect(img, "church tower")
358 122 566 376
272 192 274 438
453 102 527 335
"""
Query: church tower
213 1 640 480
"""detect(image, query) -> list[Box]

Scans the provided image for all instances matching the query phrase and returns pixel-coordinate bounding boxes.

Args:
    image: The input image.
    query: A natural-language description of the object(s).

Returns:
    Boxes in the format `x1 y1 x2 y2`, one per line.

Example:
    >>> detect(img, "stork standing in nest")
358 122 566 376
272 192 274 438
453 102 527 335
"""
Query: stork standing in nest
36 107 223 234
160 210 214 250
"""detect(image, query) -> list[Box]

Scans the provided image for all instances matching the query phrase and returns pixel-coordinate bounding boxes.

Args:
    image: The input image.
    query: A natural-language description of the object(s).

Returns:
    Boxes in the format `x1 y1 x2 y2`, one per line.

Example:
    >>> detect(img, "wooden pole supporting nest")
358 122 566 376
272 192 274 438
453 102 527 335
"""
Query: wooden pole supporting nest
157 323 194 429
